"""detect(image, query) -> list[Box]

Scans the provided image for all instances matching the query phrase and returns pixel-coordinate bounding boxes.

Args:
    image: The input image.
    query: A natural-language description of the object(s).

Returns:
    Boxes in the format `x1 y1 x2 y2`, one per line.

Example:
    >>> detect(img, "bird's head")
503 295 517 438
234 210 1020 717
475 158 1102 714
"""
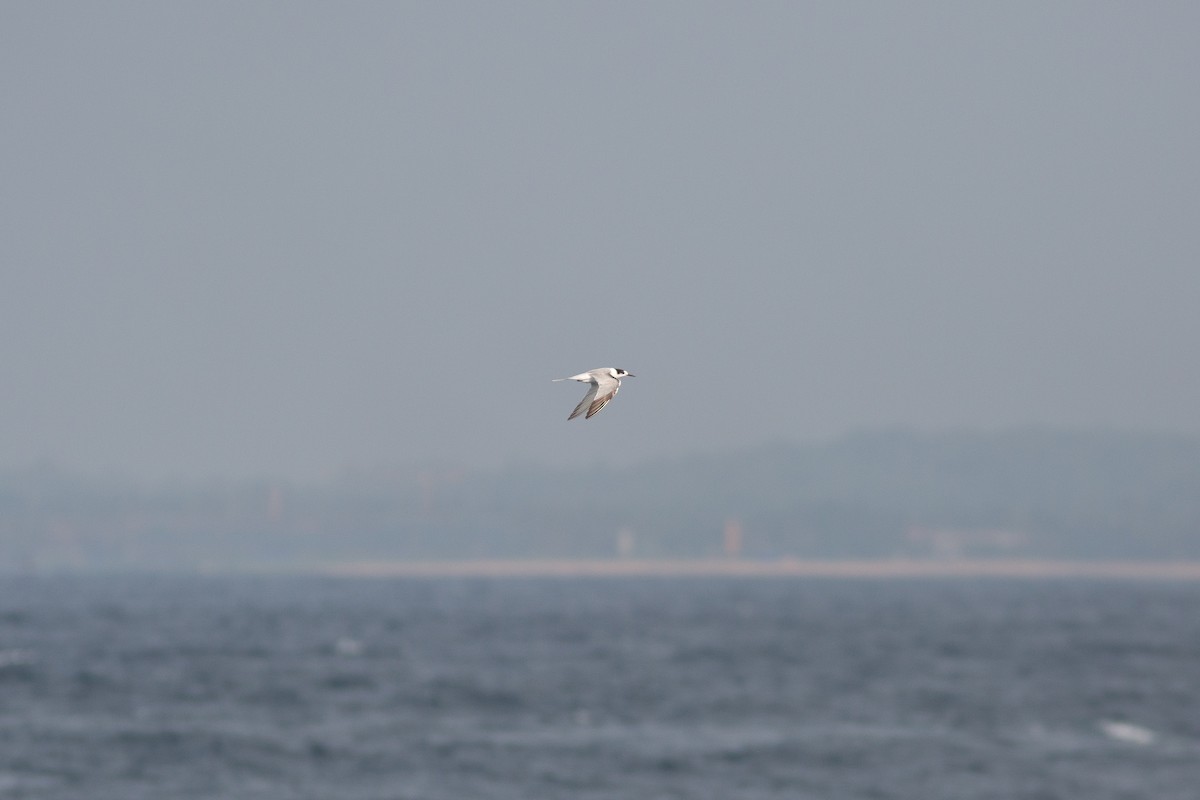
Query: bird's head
613 368 635 378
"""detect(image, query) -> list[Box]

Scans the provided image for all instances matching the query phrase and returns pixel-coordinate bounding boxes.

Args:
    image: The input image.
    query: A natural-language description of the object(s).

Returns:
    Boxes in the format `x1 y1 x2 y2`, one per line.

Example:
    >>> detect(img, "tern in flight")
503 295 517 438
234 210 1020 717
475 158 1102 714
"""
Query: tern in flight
552 368 635 420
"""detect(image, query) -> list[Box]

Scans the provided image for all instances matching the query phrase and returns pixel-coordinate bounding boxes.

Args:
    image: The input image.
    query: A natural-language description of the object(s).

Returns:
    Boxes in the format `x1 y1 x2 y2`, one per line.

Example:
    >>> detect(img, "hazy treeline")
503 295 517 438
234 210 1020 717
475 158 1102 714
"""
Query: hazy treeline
2 429 1198 571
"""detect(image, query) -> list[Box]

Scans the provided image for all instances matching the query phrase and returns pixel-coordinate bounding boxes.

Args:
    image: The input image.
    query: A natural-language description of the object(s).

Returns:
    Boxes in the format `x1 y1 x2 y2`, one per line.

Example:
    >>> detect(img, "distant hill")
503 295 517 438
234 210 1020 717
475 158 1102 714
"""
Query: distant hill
2 429 1199 571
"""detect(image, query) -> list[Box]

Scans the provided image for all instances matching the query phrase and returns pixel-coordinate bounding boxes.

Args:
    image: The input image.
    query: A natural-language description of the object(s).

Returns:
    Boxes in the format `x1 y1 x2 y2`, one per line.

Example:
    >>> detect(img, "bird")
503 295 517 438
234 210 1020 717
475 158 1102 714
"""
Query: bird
552 367 635 420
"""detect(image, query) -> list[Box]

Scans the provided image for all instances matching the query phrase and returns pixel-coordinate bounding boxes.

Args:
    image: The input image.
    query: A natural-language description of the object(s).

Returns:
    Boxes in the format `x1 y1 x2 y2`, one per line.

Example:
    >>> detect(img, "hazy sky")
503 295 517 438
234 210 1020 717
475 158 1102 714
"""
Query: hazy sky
3 3 1198 482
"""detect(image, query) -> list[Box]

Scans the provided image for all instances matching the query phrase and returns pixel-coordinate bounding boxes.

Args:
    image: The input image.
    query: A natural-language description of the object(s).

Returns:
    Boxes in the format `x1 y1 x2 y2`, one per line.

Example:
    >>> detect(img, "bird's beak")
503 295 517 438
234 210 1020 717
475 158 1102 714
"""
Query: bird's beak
628 373 636 377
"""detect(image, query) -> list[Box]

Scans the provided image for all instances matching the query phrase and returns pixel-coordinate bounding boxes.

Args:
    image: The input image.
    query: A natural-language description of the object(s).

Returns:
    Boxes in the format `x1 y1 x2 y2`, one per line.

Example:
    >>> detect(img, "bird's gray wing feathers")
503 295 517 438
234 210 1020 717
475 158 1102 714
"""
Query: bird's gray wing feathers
585 388 618 418
568 383 600 420
581 373 621 419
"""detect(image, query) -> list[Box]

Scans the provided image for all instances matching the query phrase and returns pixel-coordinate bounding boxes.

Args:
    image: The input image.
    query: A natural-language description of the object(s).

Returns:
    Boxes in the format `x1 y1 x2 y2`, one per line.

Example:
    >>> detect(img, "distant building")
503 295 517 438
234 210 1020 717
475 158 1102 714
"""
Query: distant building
616 527 635 558
267 485 285 522
723 518 743 558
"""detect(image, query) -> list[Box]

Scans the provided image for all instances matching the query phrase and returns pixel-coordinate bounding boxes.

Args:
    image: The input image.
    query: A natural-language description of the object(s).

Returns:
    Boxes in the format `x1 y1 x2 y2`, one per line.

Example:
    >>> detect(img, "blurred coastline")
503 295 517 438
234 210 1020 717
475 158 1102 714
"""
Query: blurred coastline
319 558 1200 580
5 430 1200 573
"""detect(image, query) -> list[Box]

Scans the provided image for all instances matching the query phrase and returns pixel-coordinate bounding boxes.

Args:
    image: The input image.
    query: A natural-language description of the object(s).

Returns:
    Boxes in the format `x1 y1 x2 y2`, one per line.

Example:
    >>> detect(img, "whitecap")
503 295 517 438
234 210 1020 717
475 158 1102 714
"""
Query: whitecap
1099 720 1156 746
0 649 35 668
334 637 363 657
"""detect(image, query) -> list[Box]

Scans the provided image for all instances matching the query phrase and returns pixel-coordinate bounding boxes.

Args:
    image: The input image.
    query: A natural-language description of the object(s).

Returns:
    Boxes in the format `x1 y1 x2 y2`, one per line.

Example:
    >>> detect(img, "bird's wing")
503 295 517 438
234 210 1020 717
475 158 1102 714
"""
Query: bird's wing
583 374 621 419
585 388 618 418
568 383 601 420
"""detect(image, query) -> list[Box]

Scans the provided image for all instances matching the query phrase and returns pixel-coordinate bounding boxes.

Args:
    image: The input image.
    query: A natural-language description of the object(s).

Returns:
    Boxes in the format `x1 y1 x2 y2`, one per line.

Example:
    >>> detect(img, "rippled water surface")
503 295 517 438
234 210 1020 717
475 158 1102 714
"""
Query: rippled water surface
1 576 1198 799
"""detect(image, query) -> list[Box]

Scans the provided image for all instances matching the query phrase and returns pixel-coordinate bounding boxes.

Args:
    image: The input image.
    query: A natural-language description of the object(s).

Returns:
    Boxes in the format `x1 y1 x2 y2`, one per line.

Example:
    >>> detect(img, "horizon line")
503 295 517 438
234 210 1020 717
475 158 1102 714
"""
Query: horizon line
314 558 1200 581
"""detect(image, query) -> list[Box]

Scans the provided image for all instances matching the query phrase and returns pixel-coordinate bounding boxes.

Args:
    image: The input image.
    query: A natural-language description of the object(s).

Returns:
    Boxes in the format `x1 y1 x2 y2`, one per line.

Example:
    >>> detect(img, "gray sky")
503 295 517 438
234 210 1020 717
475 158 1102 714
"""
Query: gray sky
3 2 1198 482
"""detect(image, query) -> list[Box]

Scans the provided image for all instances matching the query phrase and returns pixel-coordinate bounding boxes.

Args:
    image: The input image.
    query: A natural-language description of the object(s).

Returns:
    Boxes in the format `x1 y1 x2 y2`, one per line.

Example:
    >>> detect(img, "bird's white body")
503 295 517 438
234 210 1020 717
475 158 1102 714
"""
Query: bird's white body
552 367 635 420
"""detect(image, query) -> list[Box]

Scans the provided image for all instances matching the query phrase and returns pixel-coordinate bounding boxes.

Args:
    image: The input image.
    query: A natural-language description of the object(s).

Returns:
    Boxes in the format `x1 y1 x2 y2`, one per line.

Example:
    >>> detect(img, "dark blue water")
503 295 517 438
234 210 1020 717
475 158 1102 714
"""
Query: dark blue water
1 576 1198 799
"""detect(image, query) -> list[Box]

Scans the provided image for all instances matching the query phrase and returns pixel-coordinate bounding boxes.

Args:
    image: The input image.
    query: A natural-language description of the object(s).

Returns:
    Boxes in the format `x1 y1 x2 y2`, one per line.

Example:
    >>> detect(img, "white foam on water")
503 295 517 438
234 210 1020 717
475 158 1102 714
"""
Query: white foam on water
0 649 35 668
334 637 363 657
1099 720 1156 746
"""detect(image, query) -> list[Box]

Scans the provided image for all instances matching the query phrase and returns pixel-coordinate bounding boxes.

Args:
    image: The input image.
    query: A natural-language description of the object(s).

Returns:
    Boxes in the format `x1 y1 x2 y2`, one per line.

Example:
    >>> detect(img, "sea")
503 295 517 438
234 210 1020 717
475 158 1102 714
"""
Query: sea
1 575 1198 800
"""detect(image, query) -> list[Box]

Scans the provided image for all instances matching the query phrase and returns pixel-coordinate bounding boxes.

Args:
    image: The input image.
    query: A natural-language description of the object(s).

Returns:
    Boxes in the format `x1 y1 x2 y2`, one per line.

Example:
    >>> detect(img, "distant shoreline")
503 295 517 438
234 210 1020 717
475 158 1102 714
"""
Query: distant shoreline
318 558 1200 580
